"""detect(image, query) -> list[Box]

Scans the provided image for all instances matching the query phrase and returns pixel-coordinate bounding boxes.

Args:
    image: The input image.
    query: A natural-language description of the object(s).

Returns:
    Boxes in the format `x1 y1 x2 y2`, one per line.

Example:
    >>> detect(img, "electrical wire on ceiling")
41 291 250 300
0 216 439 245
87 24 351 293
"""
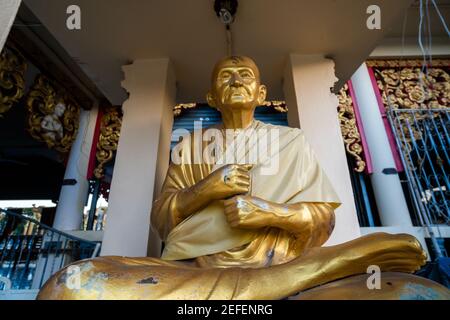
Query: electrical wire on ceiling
430 0 450 36
226 25 234 56
214 0 238 56
418 0 429 86
418 0 450 82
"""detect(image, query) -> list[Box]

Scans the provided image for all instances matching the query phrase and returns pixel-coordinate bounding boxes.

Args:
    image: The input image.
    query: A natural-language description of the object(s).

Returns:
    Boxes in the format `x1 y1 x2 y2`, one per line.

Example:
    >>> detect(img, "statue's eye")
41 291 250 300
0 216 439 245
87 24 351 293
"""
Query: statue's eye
240 71 253 79
220 71 231 79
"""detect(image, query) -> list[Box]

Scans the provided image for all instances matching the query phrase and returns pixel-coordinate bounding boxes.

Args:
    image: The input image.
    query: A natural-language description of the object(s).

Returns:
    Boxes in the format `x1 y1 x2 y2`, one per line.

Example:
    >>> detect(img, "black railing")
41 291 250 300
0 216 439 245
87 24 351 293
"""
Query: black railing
0 208 101 290
387 108 449 258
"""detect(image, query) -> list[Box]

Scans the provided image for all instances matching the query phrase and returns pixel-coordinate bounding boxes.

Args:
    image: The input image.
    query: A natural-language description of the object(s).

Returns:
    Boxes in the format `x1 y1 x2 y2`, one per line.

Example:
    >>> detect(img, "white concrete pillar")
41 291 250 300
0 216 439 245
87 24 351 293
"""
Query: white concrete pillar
101 59 175 257
53 107 99 230
351 63 412 227
283 54 361 245
0 0 21 51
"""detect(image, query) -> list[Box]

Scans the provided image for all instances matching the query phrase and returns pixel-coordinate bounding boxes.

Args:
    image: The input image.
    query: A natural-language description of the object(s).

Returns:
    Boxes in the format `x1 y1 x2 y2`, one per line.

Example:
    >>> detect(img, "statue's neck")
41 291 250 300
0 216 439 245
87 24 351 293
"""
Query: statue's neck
220 109 255 130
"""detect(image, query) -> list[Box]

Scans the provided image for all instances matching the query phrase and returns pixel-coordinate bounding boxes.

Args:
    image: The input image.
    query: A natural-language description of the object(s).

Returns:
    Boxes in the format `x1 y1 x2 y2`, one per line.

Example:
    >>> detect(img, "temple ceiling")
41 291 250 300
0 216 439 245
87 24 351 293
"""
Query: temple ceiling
20 0 428 105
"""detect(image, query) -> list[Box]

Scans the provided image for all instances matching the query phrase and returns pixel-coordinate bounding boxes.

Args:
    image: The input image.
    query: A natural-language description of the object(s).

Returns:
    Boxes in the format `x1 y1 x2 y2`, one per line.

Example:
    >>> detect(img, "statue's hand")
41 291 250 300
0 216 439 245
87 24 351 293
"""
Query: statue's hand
206 164 252 201
223 195 271 229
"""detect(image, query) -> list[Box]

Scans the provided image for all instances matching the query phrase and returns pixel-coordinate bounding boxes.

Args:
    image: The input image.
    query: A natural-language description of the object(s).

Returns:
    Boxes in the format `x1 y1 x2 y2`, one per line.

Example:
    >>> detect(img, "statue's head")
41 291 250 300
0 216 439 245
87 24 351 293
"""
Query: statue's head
207 56 267 113
54 102 66 117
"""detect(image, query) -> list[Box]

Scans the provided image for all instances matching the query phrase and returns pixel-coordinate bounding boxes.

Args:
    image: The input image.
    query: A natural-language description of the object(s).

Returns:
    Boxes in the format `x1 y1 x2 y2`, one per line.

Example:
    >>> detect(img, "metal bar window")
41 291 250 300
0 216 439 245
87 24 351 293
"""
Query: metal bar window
387 108 449 257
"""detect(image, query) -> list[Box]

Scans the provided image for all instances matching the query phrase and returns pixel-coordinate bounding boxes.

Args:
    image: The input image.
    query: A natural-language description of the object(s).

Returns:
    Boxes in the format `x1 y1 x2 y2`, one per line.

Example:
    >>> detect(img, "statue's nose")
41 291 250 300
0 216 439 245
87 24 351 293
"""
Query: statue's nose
230 72 243 87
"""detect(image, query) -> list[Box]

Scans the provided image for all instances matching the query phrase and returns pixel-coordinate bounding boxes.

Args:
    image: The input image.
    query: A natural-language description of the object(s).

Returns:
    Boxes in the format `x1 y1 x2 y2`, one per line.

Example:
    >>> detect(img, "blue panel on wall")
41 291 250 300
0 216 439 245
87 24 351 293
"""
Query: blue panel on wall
171 104 288 149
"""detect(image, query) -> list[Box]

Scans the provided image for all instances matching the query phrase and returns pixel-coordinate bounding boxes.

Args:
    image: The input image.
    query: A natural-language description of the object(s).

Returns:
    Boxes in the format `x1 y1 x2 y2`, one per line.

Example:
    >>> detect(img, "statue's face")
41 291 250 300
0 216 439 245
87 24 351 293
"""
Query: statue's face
54 103 66 117
207 56 266 112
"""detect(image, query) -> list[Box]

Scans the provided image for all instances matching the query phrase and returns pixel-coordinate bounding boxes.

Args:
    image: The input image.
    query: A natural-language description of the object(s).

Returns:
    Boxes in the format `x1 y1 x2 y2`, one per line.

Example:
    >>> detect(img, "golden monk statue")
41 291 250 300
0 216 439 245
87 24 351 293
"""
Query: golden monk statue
38 56 449 300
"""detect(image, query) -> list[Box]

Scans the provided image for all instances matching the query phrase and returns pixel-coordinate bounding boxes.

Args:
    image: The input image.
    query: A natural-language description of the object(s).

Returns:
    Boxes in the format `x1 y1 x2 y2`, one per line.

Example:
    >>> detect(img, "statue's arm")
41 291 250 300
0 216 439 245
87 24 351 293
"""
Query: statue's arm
163 172 218 226
151 164 212 239
151 164 252 239
223 196 335 246
269 201 335 247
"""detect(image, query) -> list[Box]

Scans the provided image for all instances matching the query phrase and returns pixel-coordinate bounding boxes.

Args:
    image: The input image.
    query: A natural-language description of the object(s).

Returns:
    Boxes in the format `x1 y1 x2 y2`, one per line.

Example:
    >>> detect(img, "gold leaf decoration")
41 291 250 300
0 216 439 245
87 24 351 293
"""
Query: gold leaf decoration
94 107 122 179
0 47 27 117
337 84 366 172
262 100 288 113
27 75 80 153
371 60 449 148
367 59 450 68
173 103 197 116
373 67 449 112
173 101 287 117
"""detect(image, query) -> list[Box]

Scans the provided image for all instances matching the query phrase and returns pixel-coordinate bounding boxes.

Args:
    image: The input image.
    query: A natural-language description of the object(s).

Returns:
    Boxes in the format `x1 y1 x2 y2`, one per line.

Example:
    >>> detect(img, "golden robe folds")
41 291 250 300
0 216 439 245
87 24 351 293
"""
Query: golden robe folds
153 120 340 267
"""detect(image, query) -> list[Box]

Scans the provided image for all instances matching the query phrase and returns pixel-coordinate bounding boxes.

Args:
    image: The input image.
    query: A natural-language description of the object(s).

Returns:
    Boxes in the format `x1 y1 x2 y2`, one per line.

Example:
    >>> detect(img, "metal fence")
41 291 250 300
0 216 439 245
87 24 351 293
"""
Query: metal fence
387 108 449 257
0 208 101 290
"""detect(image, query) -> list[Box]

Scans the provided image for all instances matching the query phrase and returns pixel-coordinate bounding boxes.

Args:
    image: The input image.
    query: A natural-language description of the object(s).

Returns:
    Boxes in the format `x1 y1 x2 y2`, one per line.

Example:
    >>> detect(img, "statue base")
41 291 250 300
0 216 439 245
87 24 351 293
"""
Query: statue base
292 272 450 300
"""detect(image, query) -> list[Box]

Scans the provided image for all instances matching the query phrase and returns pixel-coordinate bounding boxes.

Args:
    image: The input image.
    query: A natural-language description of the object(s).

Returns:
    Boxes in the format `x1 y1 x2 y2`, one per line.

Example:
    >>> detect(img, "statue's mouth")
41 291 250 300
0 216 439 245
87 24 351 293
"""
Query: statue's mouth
227 88 249 99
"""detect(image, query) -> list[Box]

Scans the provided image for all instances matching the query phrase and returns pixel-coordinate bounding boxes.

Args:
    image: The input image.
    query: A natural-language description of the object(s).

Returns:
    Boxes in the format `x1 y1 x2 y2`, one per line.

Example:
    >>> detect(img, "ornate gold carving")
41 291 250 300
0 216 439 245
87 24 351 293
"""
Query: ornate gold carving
173 103 197 116
94 107 122 179
27 75 80 153
367 59 450 68
262 100 288 112
373 66 449 112
173 101 287 116
337 84 366 172
0 47 27 117
372 61 449 148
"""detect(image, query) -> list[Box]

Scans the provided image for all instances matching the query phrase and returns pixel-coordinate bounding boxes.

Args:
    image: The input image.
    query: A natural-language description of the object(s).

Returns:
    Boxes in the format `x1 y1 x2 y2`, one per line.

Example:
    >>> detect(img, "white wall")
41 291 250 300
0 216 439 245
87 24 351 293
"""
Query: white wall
0 0 21 51
284 54 361 246
100 58 175 257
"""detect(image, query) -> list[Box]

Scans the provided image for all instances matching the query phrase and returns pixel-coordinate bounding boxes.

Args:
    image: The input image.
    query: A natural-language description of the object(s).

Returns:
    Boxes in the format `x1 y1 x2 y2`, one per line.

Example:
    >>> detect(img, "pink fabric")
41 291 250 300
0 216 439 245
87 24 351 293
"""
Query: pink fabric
367 66 404 172
347 80 374 174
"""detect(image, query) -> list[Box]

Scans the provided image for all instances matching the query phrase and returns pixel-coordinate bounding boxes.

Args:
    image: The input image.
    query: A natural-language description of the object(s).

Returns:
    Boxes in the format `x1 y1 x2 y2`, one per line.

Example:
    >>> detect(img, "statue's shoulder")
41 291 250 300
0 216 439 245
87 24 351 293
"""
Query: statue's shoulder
255 120 304 138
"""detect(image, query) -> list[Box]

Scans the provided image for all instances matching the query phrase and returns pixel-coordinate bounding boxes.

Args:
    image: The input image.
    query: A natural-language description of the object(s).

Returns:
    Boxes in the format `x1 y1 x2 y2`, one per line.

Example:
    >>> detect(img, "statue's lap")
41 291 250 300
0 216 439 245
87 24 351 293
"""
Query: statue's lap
38 256 450 300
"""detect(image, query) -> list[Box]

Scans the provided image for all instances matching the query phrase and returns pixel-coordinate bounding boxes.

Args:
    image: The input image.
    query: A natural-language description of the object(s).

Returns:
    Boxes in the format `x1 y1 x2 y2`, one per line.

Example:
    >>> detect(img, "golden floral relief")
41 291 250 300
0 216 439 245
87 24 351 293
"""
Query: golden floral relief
173 101 287 116
372 61 449 149
27 75 80 153
262 100 288 113
173 103 197 116
0 47 27 117
374 67 449 111
94 106 122 179
337 84 366 173
369 60 449 178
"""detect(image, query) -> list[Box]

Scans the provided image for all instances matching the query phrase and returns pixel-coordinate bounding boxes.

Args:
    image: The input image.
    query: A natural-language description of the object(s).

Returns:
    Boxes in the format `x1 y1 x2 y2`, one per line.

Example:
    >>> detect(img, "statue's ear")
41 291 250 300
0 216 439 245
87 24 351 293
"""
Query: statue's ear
206 92 216 108
257 85 267 105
